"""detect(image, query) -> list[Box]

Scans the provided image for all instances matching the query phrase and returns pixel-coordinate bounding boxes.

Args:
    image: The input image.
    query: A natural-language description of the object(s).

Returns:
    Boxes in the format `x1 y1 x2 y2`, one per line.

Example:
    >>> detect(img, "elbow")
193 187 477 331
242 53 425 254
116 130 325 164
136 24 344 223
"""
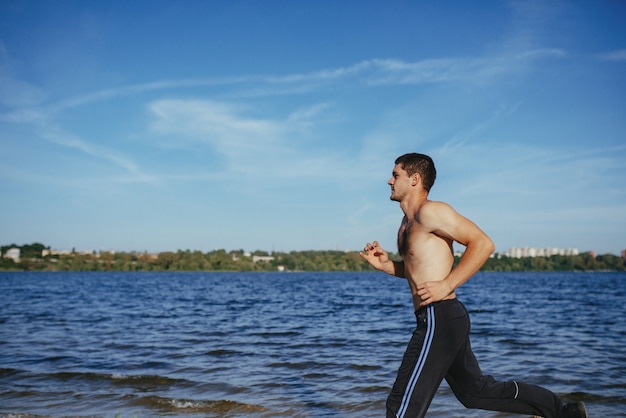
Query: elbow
463 234 495 257
484 237 496 256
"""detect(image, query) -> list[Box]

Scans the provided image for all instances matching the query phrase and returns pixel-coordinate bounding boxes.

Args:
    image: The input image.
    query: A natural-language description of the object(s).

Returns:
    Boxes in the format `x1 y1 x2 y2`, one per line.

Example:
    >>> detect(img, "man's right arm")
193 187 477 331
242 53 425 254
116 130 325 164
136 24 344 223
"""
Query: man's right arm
384 259 406 278
360 241 406 278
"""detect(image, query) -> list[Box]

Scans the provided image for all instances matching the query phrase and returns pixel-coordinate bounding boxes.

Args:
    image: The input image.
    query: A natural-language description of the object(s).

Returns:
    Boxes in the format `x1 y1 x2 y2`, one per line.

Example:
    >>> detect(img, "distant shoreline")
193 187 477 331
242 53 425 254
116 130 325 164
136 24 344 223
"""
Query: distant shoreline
1 247 624 273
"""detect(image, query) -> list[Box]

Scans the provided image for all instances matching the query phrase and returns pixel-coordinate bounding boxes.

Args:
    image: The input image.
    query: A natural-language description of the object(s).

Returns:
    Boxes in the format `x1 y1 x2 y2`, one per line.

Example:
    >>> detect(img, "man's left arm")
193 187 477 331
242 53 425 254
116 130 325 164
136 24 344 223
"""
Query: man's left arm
417 202 495 306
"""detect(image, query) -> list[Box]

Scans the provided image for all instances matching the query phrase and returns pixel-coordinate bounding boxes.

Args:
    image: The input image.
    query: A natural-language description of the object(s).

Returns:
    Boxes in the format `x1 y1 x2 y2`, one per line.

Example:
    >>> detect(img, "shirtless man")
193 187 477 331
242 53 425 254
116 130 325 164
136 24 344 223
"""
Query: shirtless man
360 153 587 418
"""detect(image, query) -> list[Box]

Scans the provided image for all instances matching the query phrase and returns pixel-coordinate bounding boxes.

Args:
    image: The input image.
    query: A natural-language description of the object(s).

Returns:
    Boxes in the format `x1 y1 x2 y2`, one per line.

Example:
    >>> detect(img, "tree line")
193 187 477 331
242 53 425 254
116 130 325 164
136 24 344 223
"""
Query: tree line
1 243 625 272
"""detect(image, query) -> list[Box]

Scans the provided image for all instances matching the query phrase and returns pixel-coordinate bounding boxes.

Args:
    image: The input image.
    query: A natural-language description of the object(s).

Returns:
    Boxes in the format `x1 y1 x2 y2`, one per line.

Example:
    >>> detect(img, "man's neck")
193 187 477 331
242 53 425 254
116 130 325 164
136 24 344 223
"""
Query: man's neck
400 192 429 218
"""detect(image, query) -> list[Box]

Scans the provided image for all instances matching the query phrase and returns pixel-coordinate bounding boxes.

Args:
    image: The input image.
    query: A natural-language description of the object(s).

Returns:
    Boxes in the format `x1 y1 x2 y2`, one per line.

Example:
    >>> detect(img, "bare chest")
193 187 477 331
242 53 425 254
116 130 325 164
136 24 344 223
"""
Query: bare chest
397 219 453 264
398 219 424 257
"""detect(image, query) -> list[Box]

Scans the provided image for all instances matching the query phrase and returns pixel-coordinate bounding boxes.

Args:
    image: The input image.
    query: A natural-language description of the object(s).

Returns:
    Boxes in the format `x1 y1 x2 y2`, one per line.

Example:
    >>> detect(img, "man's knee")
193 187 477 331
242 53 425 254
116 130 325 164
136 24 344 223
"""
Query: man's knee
386 393 399 417
454 392 480 409
451 376 518 409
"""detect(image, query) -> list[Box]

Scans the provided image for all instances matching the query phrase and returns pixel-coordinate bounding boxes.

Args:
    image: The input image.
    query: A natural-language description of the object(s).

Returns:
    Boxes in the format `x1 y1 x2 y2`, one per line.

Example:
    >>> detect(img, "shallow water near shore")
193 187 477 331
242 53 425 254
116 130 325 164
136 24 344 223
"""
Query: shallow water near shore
1 271 624 417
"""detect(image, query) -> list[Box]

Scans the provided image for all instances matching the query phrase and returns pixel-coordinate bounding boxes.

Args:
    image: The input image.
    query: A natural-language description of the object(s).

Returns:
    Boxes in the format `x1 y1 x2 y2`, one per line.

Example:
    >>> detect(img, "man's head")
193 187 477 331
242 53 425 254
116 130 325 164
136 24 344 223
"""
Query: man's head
394 153 436 192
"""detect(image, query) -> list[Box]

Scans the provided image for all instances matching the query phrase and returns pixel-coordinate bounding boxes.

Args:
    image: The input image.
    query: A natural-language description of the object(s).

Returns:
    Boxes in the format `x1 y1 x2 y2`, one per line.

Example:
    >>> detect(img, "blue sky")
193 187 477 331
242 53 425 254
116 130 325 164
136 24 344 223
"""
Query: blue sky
1 0 624 255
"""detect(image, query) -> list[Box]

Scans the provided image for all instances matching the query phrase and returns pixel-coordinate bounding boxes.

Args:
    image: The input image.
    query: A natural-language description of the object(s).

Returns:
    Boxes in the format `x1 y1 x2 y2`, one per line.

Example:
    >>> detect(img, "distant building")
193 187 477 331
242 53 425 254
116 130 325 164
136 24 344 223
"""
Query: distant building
621 249 626 260
41 248 91 257
503 247 579 258
454 250 494 258
252 255 275 263
4 247 20 263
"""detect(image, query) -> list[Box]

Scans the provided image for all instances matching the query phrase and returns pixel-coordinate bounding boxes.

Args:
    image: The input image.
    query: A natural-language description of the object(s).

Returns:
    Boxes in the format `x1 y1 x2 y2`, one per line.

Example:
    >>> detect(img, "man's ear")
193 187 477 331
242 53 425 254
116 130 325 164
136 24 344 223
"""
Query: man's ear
411 173 420 186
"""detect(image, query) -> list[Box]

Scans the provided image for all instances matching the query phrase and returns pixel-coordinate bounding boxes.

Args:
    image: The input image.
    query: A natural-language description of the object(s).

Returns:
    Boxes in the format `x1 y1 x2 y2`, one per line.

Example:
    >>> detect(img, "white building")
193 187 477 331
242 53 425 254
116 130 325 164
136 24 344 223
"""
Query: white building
503 247 579 258
252 255 275 263
4 247 20 263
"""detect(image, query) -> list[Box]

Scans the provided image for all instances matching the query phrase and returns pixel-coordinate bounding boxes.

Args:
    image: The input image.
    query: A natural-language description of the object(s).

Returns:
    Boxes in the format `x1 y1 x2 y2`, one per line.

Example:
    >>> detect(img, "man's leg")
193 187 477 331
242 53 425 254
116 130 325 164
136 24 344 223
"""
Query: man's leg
386 301 470 418
444 323 565 417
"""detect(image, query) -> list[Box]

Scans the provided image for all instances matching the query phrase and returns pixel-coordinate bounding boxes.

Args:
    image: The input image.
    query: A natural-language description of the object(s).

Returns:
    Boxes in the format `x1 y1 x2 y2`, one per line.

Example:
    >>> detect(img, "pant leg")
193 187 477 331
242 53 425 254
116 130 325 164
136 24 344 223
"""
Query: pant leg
386 301 470 418
445 304 564 417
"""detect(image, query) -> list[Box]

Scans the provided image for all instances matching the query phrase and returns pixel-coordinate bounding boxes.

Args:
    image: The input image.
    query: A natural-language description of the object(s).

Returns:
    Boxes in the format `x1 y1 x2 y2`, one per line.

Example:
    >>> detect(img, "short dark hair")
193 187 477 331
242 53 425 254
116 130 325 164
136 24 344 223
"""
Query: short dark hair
395 153 436 191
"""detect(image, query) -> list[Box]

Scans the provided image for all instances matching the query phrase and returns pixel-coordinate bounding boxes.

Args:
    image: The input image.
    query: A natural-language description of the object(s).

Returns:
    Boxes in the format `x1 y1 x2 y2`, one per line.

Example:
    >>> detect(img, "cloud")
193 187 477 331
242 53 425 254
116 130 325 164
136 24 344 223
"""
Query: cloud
0 77 47 108
287 102 333 122
149 99 285 155
53 76 254 110
41 129 155 183
0 42 47 109
32 48 569 115
147 98 349 180
270 52 564 87
598 49 626 61
434 140 625 205
0 44 573 194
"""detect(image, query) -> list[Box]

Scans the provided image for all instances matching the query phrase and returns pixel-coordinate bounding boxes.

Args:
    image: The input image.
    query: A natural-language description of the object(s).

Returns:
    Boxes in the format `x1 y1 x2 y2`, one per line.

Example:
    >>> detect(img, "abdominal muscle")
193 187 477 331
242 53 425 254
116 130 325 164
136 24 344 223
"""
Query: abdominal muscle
407 280 457 310
402 240 457 309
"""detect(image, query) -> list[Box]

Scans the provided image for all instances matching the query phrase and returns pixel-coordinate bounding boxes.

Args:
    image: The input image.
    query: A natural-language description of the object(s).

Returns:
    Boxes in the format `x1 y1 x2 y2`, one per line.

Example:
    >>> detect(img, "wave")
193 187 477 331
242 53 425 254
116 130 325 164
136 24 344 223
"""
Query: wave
250 331 301 338
110 373 186 387
35 371 188 390
128 395 267 414
204 349 242 356
3 271 625 417
0 368 22 378
562 391 626 405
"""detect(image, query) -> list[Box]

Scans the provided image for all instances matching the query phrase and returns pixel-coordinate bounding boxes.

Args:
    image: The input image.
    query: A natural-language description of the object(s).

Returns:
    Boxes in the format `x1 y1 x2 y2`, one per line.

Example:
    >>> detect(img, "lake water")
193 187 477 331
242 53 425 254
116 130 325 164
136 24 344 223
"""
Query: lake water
0 271 624 417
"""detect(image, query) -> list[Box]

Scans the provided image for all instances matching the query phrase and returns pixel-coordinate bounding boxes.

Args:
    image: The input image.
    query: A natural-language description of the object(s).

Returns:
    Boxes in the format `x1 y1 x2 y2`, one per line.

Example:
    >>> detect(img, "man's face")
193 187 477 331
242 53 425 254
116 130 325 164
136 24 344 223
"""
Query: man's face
388 164 411 202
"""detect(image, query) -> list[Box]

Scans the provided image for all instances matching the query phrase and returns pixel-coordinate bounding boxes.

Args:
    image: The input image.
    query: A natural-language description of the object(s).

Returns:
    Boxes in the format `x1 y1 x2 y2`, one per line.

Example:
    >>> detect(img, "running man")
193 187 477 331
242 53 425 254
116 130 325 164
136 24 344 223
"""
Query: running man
360 153 587 418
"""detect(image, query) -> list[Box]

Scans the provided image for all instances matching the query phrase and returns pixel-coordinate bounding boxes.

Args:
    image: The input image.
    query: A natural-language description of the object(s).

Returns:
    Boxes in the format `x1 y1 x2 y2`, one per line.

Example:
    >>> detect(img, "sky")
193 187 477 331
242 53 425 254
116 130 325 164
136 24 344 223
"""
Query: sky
0 0 624 255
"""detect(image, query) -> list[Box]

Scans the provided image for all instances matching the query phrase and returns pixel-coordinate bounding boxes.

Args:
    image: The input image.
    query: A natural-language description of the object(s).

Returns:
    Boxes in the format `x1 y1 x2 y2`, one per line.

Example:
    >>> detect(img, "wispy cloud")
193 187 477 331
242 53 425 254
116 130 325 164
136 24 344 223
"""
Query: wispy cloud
147 98 348 180
0 76 47 108
0 43 586 198
53 76 256 110
41 129 155 183
24 48 558 189
598 49 626 61
23 49 568 115
149 99 285 153
0 43 44 109
435 141 625 203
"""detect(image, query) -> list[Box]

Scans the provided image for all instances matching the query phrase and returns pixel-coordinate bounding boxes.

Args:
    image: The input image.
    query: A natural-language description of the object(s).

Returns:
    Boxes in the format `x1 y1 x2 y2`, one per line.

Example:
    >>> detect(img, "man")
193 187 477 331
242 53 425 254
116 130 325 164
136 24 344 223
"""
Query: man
360 153 587 418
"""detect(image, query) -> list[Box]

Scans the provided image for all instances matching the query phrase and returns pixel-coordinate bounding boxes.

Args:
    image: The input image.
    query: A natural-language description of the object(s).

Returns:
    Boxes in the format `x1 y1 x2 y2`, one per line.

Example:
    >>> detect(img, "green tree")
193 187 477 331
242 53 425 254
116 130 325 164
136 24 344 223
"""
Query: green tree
156 252 178 270
20 243 47 258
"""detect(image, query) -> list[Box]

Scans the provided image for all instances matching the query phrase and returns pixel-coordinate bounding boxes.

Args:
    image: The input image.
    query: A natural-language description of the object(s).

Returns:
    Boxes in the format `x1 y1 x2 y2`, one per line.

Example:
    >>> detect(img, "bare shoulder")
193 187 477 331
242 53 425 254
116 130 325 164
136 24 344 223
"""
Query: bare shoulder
416 200 472 239
420 200 455 212
419 200 492 248
417 200 458 224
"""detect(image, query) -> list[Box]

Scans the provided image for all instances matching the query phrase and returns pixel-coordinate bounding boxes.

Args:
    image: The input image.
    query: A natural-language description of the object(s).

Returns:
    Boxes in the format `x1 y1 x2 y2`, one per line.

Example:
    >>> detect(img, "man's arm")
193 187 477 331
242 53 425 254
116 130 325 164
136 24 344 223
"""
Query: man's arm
416 202 495 306
446 229 494 289
360 241 406 278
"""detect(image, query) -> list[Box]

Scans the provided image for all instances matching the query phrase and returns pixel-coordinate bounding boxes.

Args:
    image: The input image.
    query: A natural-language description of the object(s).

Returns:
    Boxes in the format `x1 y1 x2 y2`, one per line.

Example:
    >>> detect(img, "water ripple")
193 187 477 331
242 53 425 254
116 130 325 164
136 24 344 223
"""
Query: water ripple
1 271 624 417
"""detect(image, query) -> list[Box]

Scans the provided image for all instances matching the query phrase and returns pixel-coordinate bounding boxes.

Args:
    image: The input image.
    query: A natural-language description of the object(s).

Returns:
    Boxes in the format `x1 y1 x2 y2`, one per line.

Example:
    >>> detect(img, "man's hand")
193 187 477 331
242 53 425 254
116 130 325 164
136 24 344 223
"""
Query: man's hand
360 241 391 271
417 280 453 307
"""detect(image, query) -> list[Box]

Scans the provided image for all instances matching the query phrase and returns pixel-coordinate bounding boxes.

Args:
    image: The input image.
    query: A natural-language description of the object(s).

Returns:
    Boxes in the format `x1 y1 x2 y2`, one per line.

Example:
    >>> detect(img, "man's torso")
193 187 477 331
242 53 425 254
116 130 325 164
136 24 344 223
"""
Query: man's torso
398 213 457 306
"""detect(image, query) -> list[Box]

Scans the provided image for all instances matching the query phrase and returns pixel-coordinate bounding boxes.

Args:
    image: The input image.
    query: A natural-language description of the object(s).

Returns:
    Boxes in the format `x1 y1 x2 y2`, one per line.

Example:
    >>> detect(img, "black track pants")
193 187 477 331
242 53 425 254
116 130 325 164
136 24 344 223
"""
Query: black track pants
386 299 564 418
